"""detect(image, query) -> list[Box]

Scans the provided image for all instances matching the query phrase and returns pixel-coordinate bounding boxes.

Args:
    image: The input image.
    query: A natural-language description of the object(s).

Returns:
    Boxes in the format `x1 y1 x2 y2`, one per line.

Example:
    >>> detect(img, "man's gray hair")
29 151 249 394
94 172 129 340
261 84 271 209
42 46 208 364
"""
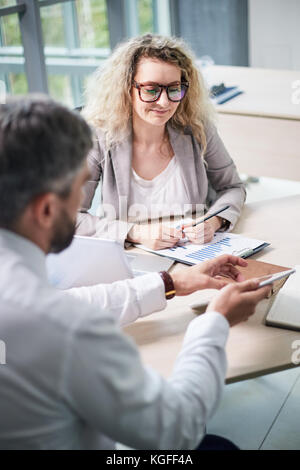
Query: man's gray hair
0 95 93 228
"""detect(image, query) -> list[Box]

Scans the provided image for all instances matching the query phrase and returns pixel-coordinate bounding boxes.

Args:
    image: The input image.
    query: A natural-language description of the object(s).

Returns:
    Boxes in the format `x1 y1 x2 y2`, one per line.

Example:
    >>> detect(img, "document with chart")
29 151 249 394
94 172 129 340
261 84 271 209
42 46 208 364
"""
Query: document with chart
137 233 269 265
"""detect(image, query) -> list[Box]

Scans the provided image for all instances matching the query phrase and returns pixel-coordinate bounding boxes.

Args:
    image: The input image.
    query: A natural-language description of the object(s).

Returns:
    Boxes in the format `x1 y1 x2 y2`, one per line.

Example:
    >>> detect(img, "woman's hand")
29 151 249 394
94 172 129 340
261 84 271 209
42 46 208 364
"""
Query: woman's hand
170 254 248 296
127 223 183 250
183 216 223 244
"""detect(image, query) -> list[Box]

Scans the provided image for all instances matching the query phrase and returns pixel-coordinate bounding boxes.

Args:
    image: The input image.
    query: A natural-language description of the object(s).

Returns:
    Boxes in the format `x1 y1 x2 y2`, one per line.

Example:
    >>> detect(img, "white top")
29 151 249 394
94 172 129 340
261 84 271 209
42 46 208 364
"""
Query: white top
0 229 229 450
128 155 191 223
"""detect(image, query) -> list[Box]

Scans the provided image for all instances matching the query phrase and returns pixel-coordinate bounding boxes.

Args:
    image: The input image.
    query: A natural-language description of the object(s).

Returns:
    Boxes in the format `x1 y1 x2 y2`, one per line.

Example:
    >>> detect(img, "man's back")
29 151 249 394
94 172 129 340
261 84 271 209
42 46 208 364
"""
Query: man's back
0 229 110 449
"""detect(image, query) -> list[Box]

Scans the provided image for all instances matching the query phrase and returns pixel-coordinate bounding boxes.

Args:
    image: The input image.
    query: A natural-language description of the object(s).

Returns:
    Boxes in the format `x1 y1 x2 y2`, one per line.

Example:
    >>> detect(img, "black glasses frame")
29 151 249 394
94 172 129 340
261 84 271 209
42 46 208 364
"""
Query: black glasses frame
132 80 189 103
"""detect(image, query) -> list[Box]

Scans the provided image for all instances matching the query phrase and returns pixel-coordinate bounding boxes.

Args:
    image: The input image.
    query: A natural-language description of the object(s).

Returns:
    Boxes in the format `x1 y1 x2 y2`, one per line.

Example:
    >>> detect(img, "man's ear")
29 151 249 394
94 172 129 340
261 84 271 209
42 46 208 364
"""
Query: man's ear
30 193 60 230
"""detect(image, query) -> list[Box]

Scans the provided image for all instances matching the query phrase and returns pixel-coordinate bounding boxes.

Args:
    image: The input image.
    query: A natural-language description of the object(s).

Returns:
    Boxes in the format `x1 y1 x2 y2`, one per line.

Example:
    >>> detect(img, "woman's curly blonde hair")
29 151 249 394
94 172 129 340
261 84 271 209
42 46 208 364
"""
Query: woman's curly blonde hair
83 33 216 155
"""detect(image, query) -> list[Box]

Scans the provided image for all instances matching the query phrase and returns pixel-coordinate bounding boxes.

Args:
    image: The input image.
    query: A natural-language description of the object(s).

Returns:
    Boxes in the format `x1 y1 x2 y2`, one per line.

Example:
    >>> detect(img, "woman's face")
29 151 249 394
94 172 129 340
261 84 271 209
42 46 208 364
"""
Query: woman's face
132 57 182 128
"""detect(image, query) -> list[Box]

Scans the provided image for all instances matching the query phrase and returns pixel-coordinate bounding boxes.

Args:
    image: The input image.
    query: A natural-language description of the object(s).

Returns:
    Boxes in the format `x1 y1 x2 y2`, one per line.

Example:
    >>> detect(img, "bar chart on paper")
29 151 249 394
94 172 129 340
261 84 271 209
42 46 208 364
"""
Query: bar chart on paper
184 236 232 262
137 233 269 265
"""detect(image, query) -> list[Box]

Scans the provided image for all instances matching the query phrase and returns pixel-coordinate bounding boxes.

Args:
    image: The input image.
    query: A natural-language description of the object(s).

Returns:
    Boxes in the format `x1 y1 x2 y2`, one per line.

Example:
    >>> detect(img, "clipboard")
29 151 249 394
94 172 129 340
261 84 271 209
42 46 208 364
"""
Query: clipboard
136 233 270 266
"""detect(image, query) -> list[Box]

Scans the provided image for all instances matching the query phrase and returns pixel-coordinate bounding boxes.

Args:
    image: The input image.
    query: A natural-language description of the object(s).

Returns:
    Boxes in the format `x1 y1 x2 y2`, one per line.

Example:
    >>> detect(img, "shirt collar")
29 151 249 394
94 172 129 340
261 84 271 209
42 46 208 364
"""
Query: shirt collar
0 228 48 281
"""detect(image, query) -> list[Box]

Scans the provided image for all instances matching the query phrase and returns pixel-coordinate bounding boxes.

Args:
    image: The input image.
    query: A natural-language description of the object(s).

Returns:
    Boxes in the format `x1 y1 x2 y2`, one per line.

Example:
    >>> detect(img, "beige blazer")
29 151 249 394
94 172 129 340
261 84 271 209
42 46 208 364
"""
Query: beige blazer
76 123 246 245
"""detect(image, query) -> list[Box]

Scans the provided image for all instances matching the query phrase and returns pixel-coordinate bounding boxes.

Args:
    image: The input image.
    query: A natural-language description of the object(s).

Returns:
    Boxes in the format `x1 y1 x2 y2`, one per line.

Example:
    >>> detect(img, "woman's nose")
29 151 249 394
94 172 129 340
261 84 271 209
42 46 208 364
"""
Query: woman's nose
157 88 169 106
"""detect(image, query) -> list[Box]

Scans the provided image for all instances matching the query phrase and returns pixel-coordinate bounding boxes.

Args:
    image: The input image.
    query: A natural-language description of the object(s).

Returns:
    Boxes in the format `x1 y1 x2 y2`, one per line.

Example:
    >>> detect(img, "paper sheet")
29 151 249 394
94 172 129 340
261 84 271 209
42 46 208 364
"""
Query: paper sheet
137 232 268 265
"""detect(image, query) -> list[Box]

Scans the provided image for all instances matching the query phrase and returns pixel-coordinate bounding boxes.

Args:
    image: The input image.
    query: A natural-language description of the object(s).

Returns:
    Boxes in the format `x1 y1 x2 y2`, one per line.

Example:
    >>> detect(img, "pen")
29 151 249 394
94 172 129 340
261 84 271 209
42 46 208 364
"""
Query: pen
180 205 230 233
191 205 230 227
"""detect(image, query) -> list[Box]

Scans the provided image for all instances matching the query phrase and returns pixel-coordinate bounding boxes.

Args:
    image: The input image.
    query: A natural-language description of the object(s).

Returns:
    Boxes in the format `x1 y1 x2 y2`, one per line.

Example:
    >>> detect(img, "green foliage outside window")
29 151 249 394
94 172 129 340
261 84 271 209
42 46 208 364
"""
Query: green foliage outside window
77 0 109 49
138 0 153 35
0 0 154 105
41 3 65 47
0 0 16 5
0 3 21 46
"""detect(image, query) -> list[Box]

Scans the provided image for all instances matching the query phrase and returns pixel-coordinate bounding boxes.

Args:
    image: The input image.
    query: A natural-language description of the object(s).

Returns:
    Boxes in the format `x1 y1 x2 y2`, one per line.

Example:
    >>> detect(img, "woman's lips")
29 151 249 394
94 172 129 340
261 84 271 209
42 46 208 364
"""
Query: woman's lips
150 109 169 114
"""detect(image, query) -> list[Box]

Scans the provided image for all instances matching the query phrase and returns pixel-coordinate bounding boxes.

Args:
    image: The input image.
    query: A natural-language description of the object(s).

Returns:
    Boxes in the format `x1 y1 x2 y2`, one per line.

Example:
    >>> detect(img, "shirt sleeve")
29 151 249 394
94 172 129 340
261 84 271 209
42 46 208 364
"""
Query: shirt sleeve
61 304 229 450
65 272 166 326
204 123 246 230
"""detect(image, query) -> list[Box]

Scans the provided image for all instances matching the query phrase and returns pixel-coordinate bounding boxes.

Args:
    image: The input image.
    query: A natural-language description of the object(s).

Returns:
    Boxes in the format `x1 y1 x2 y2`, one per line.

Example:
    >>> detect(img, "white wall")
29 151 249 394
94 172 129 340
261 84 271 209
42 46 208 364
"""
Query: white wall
249 0 300 70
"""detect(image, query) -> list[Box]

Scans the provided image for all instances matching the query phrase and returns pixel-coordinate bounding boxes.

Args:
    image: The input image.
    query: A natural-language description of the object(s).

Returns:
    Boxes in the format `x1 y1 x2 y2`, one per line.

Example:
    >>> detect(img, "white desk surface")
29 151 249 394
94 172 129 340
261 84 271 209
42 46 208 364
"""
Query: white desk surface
124 195 300 383
203 65 300 121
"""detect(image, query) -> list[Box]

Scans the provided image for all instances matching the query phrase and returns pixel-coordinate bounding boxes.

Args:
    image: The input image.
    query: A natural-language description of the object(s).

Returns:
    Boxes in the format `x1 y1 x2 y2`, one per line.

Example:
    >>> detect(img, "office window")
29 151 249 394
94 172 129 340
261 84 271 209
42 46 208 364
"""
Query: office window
0 4 21 46
138 0 153 34
40 1 82 106
5 73 27 94
40 2 65 47
0 0 26 94
77 0 109 49
0 0 170 106
40 2 70 104
39 0 110 107
0 0 15 7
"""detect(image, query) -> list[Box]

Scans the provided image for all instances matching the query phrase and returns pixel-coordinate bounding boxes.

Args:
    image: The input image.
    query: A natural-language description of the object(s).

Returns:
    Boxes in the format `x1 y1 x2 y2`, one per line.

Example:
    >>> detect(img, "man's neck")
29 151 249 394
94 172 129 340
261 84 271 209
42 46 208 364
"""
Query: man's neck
8 220 49 254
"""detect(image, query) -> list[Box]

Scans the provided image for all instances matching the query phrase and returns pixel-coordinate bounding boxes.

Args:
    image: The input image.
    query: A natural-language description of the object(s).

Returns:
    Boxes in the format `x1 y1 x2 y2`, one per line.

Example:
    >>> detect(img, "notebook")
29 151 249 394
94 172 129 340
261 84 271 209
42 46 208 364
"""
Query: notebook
136 232 269 266
210 83 243 105
265 265 300 330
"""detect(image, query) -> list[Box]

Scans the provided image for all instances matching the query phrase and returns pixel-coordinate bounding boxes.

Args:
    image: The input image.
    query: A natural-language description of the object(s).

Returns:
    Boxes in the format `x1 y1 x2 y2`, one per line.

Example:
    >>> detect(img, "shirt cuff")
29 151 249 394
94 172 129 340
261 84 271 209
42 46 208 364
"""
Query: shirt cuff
132 272 167 318
183 311 230 348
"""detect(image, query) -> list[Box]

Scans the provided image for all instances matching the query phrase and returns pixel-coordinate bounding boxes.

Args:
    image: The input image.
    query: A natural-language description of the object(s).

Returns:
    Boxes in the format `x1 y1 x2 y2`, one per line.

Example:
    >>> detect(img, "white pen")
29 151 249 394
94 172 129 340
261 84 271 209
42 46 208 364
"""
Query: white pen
258 269 296 288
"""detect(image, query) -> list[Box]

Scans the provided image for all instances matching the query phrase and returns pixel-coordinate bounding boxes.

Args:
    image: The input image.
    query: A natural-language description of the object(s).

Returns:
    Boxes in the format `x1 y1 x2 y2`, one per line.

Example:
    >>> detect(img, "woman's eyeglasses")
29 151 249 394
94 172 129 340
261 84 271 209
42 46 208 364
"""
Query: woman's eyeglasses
132 80 189 103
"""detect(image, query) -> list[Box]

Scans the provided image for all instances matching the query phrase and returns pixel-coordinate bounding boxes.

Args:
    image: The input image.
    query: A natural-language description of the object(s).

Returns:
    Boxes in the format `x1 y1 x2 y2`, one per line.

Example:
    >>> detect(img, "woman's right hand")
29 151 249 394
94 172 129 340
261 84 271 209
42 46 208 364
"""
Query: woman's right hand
127 223 183 250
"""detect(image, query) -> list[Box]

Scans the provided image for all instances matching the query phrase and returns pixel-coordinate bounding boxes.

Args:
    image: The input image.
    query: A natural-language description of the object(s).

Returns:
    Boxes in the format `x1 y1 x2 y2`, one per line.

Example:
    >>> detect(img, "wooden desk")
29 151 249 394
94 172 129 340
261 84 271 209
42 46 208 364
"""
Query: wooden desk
124 195 300 384
203 65 300 181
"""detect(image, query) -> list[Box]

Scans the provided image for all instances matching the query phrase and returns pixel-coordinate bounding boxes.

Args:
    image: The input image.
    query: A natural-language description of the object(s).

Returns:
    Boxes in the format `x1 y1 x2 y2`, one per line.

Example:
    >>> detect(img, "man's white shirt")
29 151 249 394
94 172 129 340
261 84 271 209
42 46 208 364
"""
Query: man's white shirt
0 229 229 450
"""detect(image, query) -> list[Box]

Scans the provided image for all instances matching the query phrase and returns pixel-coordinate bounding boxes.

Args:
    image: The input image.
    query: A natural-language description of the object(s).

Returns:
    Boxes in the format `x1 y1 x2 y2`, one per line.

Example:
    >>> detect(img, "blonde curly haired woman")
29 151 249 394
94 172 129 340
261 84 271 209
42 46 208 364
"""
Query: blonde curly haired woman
77 33 246 250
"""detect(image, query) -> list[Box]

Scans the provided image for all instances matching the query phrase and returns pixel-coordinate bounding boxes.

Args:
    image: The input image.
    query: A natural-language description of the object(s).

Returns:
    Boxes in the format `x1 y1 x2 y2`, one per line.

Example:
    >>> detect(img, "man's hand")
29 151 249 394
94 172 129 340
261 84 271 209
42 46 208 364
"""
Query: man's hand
170 254 248 296
195 254 248 282
127 223 182 250
206 279 272 327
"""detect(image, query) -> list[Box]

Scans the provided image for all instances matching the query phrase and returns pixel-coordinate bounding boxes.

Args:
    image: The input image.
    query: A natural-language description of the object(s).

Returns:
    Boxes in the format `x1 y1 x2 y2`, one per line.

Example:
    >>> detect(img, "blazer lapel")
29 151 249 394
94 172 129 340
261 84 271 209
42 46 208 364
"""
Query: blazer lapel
167 124 199 204
109 132 132 201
